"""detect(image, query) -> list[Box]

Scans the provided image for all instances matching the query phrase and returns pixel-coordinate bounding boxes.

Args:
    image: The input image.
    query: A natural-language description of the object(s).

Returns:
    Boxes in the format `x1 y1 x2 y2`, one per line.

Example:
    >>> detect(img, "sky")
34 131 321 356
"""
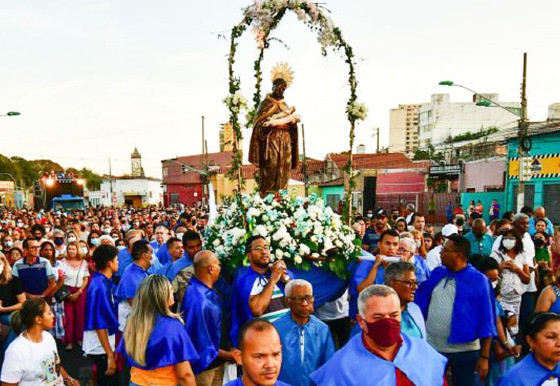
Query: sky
1 0 559 178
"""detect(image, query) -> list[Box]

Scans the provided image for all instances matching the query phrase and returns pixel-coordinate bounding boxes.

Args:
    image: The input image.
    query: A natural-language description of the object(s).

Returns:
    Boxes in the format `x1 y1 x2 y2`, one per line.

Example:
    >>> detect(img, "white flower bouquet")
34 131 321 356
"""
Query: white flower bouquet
204 192 360 279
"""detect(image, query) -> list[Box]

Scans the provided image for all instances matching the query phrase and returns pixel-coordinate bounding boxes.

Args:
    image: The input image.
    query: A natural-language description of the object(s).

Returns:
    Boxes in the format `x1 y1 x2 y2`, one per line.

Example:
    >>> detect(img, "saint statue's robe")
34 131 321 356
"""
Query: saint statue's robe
249 93 299 194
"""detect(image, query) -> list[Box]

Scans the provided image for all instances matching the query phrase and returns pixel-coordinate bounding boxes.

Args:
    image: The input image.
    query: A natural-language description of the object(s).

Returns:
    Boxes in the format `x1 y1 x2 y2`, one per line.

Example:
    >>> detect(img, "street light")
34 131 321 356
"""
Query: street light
438 53 528 212
0 111 21 117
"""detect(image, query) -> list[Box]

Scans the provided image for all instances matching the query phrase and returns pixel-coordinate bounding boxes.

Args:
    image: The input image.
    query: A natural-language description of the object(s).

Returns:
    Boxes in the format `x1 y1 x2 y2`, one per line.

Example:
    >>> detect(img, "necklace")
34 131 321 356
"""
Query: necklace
23 331 41 343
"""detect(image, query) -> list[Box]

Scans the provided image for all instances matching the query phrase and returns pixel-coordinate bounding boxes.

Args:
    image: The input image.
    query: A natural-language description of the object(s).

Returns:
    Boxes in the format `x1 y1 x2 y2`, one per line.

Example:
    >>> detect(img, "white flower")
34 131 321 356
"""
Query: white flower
299 244 310 256
213 239 221 246
311 253 320 258
247 207 261 218
253 225 268 237
310 235 317 243
275 249 284 260
294 255 303 264
346 101 368 121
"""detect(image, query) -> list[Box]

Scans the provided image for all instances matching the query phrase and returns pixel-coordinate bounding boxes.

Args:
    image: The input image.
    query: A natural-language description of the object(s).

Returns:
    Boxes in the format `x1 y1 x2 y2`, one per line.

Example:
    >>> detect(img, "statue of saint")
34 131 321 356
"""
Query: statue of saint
249 63 300 194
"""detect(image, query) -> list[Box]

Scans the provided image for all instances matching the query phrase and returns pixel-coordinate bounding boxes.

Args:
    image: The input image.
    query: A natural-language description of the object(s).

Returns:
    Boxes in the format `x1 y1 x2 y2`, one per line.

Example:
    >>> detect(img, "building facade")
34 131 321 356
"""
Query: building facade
98 178 163 208
418 94 520 149
389 104 422 156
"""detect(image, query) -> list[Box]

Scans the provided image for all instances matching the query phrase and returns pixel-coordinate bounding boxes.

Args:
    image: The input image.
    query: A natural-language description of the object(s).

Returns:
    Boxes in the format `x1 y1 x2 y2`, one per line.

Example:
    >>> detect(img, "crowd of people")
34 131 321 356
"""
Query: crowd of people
0 202 558 385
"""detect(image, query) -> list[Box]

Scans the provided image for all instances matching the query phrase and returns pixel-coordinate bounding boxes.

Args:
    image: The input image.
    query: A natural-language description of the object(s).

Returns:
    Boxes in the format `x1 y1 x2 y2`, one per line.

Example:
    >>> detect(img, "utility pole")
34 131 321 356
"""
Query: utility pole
301 124 309 196
517 53 528 212
201 115 206 209
373 127 380 153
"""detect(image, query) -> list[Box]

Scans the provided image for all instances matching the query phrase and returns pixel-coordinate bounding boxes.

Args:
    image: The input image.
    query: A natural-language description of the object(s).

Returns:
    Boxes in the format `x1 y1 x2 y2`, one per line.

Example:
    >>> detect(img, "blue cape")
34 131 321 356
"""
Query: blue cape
84 272 119 335
290 266 347 308
115 263 148 300
230 266 294 348
166 255 192 282
116 248 133 277
274 314 335 386
498 352 560 386
415 264 497 343
310 333 447 386
156 243 172 266
118 315 199 369
181 278 222 375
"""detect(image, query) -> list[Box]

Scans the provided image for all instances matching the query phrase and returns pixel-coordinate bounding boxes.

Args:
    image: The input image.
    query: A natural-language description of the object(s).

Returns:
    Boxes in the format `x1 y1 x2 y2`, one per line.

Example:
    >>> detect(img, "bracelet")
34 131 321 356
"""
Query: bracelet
479 354 490 361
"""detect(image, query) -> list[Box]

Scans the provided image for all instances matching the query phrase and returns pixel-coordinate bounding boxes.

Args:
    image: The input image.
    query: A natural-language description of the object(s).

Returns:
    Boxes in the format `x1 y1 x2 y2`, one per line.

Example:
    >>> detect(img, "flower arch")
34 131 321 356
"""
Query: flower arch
225 0 367 221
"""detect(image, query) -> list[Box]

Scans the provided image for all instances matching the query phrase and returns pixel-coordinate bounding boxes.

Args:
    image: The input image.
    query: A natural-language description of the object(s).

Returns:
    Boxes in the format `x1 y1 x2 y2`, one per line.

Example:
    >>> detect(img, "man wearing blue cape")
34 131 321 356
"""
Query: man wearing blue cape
182 250 234 384
83 245 120 385
274 279 335 386
415 234 497 386
230 236 294 347
157 237 184 279
310 284 447 385
115 240 152 333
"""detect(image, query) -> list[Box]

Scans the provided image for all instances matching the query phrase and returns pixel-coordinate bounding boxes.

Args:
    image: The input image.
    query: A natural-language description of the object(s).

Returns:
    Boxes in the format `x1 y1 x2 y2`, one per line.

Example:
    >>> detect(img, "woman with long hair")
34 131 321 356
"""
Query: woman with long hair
0 252 25 362
411 230 427 259
119 274 198 386
0 298 78 385
40 241 66 341
498 312 560 384
60 241 90 351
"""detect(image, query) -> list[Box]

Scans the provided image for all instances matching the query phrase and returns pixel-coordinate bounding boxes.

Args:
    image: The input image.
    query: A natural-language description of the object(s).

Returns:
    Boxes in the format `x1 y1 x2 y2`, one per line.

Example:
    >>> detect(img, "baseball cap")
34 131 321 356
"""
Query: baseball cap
375 208 387 218
442 224 459 237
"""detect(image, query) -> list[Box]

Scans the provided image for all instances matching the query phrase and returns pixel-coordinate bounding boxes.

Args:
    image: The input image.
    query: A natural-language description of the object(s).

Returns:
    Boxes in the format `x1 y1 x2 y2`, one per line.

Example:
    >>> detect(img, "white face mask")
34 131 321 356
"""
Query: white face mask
67 236 77 243
80 247 89 255
4 241 13 248
503 239 516 251
117 245 126 251
176 232 184 241
103 228 111 234
491 280 498 289
415 240 422 249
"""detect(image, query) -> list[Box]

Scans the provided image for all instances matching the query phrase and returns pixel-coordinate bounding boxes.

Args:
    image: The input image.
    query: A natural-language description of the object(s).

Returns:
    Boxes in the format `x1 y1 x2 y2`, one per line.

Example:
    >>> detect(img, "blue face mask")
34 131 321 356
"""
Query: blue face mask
117 245 126 251
91 238 100 246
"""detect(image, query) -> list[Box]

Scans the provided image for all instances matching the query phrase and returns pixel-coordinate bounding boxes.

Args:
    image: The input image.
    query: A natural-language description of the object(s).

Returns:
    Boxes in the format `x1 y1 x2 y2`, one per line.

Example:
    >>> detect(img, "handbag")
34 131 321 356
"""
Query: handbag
54 260 83 303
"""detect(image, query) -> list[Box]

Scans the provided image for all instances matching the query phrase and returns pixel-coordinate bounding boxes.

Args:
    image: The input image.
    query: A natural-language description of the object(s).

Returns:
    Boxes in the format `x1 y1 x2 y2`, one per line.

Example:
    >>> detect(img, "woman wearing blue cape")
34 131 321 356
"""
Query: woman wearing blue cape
118 274 198 386
498 312 560 385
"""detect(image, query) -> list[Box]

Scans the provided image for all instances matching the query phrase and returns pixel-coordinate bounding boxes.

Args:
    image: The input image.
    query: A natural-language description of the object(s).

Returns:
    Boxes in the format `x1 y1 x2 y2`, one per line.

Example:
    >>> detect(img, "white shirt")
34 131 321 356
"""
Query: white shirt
426 245 443 271
1 331 63 385
59 259 90 287
315 290 349 321
118 301 132 333
82 330 116 356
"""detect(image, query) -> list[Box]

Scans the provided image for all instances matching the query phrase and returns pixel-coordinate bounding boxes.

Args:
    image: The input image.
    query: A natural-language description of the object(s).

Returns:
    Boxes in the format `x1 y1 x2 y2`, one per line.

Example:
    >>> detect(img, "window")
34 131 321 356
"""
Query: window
544 184 560 224
162 167 168 177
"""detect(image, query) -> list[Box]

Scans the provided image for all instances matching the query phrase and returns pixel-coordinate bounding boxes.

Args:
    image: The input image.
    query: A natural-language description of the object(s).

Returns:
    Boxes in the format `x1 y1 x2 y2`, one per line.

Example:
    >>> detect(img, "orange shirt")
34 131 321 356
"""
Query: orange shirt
131 365 177 385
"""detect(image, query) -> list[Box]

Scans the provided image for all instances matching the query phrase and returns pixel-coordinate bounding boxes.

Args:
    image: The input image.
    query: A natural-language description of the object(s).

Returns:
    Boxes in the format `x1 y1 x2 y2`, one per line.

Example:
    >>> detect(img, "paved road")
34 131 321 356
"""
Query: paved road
57 341 93 384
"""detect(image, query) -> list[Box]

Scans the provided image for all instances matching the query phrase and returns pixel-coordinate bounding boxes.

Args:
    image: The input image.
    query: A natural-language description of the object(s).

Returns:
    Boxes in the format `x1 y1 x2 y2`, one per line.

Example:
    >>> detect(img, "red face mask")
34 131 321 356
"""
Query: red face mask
364 317 401 347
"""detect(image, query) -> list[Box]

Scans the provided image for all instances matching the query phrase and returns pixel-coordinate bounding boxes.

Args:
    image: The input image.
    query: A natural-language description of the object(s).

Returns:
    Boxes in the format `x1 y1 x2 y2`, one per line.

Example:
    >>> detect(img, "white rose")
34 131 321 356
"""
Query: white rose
294 255 303 264
275 249 284 260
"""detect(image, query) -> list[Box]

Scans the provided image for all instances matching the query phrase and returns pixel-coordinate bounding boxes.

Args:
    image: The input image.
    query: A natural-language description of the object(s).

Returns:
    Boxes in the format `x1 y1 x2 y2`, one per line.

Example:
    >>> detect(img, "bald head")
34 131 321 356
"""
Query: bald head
193 250 221 284
535 207 546 219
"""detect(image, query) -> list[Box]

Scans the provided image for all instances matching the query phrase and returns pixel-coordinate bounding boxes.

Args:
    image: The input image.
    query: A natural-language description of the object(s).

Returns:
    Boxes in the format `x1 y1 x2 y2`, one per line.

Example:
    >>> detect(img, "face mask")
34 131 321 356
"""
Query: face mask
176 232 184 240
363 317 401 347
491 280 498 289
103 228 111 234
122 224 130 231
91 238 100 246
509 325 519 336
80 247 89 255
534 239 545 248
502 239 516 250
67 236 77 243
4 241 13 248
367 214 373 219
150 252 157 266
54 238 64 246
45 227 51 233
117 245 126 251
415 240 422 249
16 222 23 228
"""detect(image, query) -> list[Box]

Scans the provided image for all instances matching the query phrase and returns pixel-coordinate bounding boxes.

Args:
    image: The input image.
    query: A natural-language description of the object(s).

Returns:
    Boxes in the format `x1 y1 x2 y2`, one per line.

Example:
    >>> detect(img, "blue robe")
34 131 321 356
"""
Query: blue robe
115 263 148 300
147 254 163 275
166 255 192 282
498 353 560 385
156 243 172 266
84 272 119 335
415 264 497 343
310 333 447 386
181 278 221 375
150 240 165 255
118 315 199 370
290 266 347 308
230 267 294 347
274 314 335 386
224 379 291 386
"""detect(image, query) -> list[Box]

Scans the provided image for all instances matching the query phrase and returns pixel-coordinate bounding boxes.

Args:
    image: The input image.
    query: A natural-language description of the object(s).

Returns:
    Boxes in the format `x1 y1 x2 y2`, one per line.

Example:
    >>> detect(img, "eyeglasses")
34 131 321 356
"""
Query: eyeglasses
288 295 314 304
394 280 419 288
251 246 270 252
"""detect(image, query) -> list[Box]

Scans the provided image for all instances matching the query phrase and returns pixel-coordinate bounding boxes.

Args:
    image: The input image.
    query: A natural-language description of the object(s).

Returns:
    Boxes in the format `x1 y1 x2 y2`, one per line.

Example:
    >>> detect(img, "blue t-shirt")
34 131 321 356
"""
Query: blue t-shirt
12 257 54 295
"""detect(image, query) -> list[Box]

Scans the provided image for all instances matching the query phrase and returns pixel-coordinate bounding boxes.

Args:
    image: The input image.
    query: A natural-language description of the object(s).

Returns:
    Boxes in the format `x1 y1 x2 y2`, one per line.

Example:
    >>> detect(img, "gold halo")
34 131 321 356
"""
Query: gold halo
271 62 294 88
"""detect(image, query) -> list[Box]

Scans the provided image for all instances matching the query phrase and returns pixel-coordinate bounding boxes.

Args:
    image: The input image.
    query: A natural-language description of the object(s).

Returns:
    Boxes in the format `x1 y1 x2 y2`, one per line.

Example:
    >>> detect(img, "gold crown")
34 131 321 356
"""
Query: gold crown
271 62 294 88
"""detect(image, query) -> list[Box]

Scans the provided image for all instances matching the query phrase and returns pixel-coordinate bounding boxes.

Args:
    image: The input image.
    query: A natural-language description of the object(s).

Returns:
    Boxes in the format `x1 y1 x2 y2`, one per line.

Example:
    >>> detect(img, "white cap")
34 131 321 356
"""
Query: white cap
442 224 459 237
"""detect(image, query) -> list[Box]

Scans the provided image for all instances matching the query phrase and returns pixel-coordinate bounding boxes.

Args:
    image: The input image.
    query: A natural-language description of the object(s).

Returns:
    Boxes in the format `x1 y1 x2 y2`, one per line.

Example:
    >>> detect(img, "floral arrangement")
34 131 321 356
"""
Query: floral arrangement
204 192 360 279
225 0 367 214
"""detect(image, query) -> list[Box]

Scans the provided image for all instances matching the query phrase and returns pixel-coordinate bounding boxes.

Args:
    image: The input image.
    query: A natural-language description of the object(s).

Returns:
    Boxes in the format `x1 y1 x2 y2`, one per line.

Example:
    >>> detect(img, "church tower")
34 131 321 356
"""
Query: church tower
131 147 145 178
